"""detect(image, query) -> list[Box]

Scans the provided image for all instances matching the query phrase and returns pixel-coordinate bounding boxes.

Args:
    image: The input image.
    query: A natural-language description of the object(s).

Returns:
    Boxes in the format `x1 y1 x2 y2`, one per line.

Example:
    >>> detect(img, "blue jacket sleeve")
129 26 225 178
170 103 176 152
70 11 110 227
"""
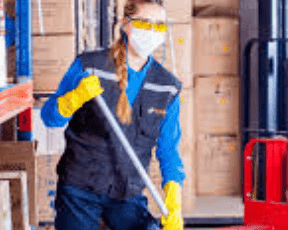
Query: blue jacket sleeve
40 57 89 127
155 94 186 188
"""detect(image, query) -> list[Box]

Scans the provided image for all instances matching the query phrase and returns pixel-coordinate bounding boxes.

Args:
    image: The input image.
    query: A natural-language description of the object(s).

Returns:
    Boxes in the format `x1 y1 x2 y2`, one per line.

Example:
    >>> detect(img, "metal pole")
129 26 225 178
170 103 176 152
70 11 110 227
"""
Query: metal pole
0 0 7 87
94 95 169 217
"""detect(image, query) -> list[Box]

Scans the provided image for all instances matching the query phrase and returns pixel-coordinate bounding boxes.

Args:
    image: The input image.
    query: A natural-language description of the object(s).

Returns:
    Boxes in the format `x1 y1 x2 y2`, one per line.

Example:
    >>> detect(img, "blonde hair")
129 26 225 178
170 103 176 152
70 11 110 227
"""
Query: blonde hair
109 0 164 125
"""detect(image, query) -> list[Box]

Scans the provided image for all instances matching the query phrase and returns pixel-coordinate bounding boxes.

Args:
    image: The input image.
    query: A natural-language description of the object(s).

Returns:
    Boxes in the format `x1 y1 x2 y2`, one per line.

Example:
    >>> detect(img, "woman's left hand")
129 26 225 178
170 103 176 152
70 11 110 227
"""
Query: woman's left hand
161 181 184 230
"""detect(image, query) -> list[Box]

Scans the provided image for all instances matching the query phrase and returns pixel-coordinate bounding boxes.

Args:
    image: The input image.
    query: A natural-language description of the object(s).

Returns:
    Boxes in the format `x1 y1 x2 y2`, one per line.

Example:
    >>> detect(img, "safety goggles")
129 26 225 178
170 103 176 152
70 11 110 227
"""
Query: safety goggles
127 17 168 32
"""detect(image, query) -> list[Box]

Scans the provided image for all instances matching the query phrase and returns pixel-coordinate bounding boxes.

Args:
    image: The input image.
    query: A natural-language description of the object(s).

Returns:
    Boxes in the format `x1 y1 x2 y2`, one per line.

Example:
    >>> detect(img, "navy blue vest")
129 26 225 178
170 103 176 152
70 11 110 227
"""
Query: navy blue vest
56 49 182 200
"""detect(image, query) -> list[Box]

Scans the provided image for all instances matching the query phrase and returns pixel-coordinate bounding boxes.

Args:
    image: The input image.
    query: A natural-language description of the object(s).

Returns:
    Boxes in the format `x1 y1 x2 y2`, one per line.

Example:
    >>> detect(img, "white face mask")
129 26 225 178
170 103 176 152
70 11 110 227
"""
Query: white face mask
129 27 165 59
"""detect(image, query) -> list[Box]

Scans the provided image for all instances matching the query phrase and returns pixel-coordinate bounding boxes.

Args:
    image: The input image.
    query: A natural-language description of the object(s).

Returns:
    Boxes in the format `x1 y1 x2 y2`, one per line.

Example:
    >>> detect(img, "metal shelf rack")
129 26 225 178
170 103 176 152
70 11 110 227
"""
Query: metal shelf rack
0 0 33 140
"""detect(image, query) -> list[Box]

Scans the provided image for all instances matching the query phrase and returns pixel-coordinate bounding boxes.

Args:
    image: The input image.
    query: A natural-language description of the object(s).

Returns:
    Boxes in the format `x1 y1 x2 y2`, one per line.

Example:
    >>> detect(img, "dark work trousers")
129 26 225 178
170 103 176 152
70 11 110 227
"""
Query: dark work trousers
54 182 160 230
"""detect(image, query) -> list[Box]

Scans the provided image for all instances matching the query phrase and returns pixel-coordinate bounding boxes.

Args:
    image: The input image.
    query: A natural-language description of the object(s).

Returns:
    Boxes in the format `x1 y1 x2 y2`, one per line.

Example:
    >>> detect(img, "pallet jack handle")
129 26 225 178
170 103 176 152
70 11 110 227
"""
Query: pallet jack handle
94 95 169 217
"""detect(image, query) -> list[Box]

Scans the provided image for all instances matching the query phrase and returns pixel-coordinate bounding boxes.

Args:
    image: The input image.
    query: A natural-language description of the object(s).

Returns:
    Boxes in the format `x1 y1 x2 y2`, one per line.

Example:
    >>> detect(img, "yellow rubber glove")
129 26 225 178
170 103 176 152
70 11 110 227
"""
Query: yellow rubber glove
161 181 183 230
58 75 104 117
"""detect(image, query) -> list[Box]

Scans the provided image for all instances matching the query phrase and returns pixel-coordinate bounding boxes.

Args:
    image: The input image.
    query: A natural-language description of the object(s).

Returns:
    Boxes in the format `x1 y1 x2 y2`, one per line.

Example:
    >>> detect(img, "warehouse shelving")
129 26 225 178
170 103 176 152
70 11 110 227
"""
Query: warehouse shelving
0 0 33 139
0 0 34 228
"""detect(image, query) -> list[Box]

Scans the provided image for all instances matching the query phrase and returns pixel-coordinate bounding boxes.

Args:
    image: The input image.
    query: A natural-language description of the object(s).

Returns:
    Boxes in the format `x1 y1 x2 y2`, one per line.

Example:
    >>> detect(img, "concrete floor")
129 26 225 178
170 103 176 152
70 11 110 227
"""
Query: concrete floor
36 227 232 230
36 195 244 230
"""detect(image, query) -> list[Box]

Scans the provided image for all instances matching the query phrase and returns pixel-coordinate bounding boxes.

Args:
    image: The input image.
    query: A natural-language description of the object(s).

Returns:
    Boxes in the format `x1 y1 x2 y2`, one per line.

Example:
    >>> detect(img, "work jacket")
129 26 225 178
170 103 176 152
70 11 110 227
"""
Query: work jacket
54 49 182 200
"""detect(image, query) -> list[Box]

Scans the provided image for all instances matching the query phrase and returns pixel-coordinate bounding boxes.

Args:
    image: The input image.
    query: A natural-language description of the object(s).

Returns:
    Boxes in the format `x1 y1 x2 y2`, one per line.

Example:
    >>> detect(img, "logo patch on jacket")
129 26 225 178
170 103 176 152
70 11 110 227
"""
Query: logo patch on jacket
147 107 166 116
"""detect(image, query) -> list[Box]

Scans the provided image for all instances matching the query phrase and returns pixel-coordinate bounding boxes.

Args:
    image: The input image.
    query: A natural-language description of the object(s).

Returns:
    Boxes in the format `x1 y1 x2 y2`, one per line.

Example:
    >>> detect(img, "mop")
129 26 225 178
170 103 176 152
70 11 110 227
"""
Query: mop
94 95 169 218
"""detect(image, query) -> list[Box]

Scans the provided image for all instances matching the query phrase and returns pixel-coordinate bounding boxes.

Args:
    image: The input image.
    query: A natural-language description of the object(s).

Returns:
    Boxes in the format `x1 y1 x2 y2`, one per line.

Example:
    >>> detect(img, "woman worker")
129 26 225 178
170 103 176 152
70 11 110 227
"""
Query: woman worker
41 0 186 229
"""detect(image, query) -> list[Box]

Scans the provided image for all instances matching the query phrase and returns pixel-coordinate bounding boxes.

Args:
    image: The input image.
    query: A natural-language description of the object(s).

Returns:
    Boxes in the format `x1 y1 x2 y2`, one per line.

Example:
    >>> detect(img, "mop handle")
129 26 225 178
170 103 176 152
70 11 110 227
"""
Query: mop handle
94 95 169 217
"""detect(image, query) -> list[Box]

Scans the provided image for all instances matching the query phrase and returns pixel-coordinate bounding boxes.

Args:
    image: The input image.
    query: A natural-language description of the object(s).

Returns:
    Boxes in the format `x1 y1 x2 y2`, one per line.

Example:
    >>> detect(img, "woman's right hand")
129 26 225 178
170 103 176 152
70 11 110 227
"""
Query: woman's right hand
58 75 104 118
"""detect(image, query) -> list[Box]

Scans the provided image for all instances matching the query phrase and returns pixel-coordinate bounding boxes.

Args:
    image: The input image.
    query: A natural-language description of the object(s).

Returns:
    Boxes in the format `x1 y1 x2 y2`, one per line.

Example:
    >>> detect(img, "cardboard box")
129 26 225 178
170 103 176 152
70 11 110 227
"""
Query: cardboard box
116 0 192 23
179 88 196 214
164 0 193 23
143 88 196 216
194 18 239 75
0 171 30 230
0 181 12 230
0 142 63 224
36 154 61 222
196 134 241 196
33 35 76 92
0 142 37 226
32 0 75 34
152 22 194 89
195 75 240 134
194 0 239 17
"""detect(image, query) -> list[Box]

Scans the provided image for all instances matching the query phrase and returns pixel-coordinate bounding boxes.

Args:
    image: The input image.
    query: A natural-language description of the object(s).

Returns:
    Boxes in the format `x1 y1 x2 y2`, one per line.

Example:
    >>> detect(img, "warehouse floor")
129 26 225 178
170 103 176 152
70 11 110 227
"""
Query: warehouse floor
36 226 240 229
36 195 244 230
36 226 213 229
186 195 244 218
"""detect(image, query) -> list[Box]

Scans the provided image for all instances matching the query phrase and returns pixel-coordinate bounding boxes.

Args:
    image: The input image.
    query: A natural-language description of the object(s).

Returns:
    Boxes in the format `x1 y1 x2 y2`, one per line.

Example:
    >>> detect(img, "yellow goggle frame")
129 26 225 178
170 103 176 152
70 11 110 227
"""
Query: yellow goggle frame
131 19 168 32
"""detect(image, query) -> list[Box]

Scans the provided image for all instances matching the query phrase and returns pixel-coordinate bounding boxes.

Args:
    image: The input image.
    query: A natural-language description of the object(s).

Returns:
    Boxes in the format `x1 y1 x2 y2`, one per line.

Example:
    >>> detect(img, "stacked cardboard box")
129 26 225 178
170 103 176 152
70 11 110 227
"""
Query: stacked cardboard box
116 0 192 23
194 18 239 75
32 0 76 92
31 0 75 35
36 154 61 222
193 3 241 196
0 141 63 226
33 35 75 91
193 0 240 17
195 75 240 134
4 0 76 90
196 134 241 195
0 142 37 226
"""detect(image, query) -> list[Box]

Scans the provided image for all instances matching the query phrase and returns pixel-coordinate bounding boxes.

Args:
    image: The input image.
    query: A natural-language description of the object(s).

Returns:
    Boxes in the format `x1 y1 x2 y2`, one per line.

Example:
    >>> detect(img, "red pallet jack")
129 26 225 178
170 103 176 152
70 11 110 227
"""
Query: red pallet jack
220 138 288 230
